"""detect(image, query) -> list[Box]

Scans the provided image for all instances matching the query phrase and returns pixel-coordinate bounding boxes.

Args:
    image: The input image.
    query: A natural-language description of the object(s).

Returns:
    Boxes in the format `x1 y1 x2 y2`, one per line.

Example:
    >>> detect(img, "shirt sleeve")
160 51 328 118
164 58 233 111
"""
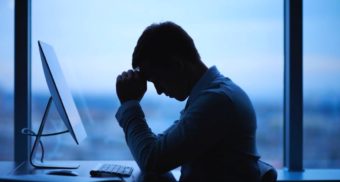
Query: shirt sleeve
115 93 232 174
115 100 141 128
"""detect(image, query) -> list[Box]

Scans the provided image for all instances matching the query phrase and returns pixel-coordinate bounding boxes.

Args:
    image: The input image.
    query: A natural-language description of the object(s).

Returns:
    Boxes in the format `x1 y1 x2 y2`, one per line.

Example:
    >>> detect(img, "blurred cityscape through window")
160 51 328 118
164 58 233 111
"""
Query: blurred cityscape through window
303 0 340 168
0 0 14 161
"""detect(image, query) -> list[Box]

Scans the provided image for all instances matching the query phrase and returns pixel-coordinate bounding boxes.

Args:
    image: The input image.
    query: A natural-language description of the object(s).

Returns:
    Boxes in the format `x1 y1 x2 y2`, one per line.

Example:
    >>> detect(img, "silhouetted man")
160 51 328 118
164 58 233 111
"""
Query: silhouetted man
115 22 261 181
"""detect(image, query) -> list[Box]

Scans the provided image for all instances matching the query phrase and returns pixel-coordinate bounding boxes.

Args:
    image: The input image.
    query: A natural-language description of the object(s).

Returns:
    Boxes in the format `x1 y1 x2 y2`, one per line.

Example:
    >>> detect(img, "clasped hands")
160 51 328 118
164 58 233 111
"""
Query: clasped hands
116 69 147 104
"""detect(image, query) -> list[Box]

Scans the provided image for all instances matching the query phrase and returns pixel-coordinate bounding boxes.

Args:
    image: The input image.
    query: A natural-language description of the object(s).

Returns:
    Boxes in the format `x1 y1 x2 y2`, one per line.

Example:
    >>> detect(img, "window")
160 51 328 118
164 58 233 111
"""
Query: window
303 0 340 168
31 0 283 166
0 0 14 161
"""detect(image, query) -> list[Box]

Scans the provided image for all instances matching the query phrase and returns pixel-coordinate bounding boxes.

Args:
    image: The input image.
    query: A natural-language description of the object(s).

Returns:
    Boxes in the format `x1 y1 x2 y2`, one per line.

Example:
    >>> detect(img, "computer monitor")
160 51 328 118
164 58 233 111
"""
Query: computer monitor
39 41 87 144
29 41 87 169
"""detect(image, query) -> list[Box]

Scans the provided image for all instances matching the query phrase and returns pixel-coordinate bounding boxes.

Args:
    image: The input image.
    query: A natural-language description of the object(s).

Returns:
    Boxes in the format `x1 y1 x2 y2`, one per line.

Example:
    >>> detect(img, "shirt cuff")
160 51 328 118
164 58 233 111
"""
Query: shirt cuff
120 100 140 110
115 100 144 128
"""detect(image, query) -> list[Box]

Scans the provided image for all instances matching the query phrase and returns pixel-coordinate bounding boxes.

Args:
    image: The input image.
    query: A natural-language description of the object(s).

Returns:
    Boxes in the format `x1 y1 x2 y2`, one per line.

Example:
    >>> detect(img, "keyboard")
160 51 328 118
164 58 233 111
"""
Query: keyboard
90 163 133 177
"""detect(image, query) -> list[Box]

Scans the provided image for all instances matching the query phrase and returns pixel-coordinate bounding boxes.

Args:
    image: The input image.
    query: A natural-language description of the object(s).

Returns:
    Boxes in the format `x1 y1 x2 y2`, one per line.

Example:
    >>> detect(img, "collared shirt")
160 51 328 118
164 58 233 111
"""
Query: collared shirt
116 66 260 181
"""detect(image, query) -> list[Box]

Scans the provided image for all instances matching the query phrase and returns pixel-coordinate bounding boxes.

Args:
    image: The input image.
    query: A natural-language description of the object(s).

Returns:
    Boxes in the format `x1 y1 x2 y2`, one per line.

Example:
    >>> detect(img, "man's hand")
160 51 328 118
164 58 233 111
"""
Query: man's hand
116 69 147 104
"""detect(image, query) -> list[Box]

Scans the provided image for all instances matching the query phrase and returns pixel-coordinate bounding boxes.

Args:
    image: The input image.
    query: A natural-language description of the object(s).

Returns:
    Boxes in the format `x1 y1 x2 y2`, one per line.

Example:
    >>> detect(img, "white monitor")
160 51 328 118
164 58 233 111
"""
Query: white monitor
38 40 87 145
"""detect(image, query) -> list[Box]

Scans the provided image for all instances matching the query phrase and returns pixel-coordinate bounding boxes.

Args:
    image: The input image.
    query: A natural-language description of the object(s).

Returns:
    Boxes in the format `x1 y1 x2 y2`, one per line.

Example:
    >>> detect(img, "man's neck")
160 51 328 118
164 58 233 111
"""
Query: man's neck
187 62 208 94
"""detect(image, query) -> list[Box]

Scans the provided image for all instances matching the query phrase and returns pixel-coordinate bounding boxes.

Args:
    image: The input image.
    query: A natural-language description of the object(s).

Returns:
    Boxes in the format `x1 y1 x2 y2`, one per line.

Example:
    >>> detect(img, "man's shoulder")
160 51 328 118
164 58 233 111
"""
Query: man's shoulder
186 75 246 112
198 78 235 102
190 89 233 111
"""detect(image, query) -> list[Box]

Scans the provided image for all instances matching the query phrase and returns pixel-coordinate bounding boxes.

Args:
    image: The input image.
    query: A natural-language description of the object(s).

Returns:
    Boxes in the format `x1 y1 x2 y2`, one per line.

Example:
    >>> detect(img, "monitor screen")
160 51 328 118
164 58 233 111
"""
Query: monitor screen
38 41 87 144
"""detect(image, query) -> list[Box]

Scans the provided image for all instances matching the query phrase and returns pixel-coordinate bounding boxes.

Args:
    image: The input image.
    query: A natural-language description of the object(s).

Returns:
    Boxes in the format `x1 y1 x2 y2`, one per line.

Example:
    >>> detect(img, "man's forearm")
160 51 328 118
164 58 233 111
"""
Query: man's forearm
116 102 159 172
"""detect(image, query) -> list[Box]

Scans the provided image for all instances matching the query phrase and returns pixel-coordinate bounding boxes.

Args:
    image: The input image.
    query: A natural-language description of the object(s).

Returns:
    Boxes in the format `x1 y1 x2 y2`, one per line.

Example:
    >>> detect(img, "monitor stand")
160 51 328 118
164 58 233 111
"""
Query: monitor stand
30 96 80 169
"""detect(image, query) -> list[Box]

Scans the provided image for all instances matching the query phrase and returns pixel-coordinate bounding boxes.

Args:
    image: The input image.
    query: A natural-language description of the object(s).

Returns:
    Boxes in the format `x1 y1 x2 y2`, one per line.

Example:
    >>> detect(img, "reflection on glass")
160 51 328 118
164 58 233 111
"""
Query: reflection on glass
32 0 283 167
0 0 14 161
303 0 340 168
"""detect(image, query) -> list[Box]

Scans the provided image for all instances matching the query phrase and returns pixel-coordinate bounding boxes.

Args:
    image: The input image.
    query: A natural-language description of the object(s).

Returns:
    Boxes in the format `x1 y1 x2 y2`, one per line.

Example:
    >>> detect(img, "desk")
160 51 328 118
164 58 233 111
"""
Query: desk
2 161 340 181
0 160 178 182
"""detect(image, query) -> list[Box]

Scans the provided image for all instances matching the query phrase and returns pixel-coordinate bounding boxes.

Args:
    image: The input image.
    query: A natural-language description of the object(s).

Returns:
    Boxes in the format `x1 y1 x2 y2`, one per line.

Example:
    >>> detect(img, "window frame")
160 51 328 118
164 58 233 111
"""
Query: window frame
14 0 31 163
283 0 303 171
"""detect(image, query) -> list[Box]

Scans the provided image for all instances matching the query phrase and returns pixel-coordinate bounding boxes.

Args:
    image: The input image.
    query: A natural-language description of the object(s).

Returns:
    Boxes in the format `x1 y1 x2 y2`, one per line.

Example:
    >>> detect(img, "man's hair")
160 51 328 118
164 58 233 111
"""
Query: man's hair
132 22 201 69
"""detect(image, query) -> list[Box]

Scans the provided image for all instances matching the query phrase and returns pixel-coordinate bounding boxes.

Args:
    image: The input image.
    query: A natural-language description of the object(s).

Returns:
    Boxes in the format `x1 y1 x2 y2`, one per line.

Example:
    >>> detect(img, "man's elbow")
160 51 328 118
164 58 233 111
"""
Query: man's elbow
139 156 168 174
137 150 169 174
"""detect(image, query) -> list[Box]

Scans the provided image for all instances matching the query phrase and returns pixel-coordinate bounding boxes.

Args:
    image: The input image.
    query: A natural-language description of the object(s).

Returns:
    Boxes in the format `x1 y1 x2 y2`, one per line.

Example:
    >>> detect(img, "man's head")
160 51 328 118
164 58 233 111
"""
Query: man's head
132 22 206 101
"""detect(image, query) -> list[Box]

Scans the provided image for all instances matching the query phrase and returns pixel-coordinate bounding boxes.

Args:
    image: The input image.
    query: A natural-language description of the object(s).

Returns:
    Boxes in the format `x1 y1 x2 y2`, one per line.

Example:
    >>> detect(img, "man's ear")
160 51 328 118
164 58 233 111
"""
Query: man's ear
171 56 186 73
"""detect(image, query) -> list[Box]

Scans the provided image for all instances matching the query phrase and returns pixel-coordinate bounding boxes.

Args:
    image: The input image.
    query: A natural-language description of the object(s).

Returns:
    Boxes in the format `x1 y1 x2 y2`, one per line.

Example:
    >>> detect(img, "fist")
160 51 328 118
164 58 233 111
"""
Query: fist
116 69 147 104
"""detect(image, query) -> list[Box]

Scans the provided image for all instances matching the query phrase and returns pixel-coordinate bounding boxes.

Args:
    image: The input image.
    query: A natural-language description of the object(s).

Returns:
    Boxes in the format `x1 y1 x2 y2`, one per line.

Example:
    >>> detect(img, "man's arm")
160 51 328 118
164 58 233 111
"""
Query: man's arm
116 90 231 173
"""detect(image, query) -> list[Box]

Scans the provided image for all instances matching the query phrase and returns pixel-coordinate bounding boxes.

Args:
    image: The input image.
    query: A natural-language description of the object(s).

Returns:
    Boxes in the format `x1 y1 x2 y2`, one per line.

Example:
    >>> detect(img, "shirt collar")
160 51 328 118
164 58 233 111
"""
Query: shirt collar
185 66 221 107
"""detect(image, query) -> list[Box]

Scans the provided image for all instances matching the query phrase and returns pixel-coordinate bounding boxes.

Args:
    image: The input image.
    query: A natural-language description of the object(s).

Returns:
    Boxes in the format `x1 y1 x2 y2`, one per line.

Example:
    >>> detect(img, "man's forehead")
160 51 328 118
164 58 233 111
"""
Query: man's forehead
134 64 151 80
136 62 151 72
135 61 167 80
133 66 140 72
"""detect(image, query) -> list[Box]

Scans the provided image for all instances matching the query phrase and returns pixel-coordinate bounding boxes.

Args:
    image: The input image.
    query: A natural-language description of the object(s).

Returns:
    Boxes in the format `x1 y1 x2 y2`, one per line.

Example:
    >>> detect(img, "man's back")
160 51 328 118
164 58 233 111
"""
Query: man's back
161 66 260 181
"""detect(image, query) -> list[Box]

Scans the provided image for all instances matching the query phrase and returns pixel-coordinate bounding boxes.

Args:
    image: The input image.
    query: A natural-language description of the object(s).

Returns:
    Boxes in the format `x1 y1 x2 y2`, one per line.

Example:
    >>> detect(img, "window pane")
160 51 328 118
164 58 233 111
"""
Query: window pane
0 0 14 161
32 0 283 166
304 0 340 168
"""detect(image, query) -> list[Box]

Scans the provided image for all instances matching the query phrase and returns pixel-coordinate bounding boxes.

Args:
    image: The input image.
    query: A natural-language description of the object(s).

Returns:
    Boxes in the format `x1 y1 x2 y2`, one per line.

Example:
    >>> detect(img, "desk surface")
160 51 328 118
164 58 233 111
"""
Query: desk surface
0 161 145 182
2 161 340 181
0 161 180 182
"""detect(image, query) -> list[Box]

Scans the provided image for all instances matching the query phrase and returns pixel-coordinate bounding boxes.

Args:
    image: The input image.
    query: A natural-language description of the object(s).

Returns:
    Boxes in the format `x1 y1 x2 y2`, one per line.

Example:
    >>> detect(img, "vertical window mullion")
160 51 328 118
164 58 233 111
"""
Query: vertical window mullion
14 0 31 162
284 0 303 171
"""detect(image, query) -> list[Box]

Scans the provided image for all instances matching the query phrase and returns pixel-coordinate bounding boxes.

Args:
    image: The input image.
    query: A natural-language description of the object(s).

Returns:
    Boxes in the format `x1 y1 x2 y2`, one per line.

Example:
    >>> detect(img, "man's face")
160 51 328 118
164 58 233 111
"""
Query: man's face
139 62 189 101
